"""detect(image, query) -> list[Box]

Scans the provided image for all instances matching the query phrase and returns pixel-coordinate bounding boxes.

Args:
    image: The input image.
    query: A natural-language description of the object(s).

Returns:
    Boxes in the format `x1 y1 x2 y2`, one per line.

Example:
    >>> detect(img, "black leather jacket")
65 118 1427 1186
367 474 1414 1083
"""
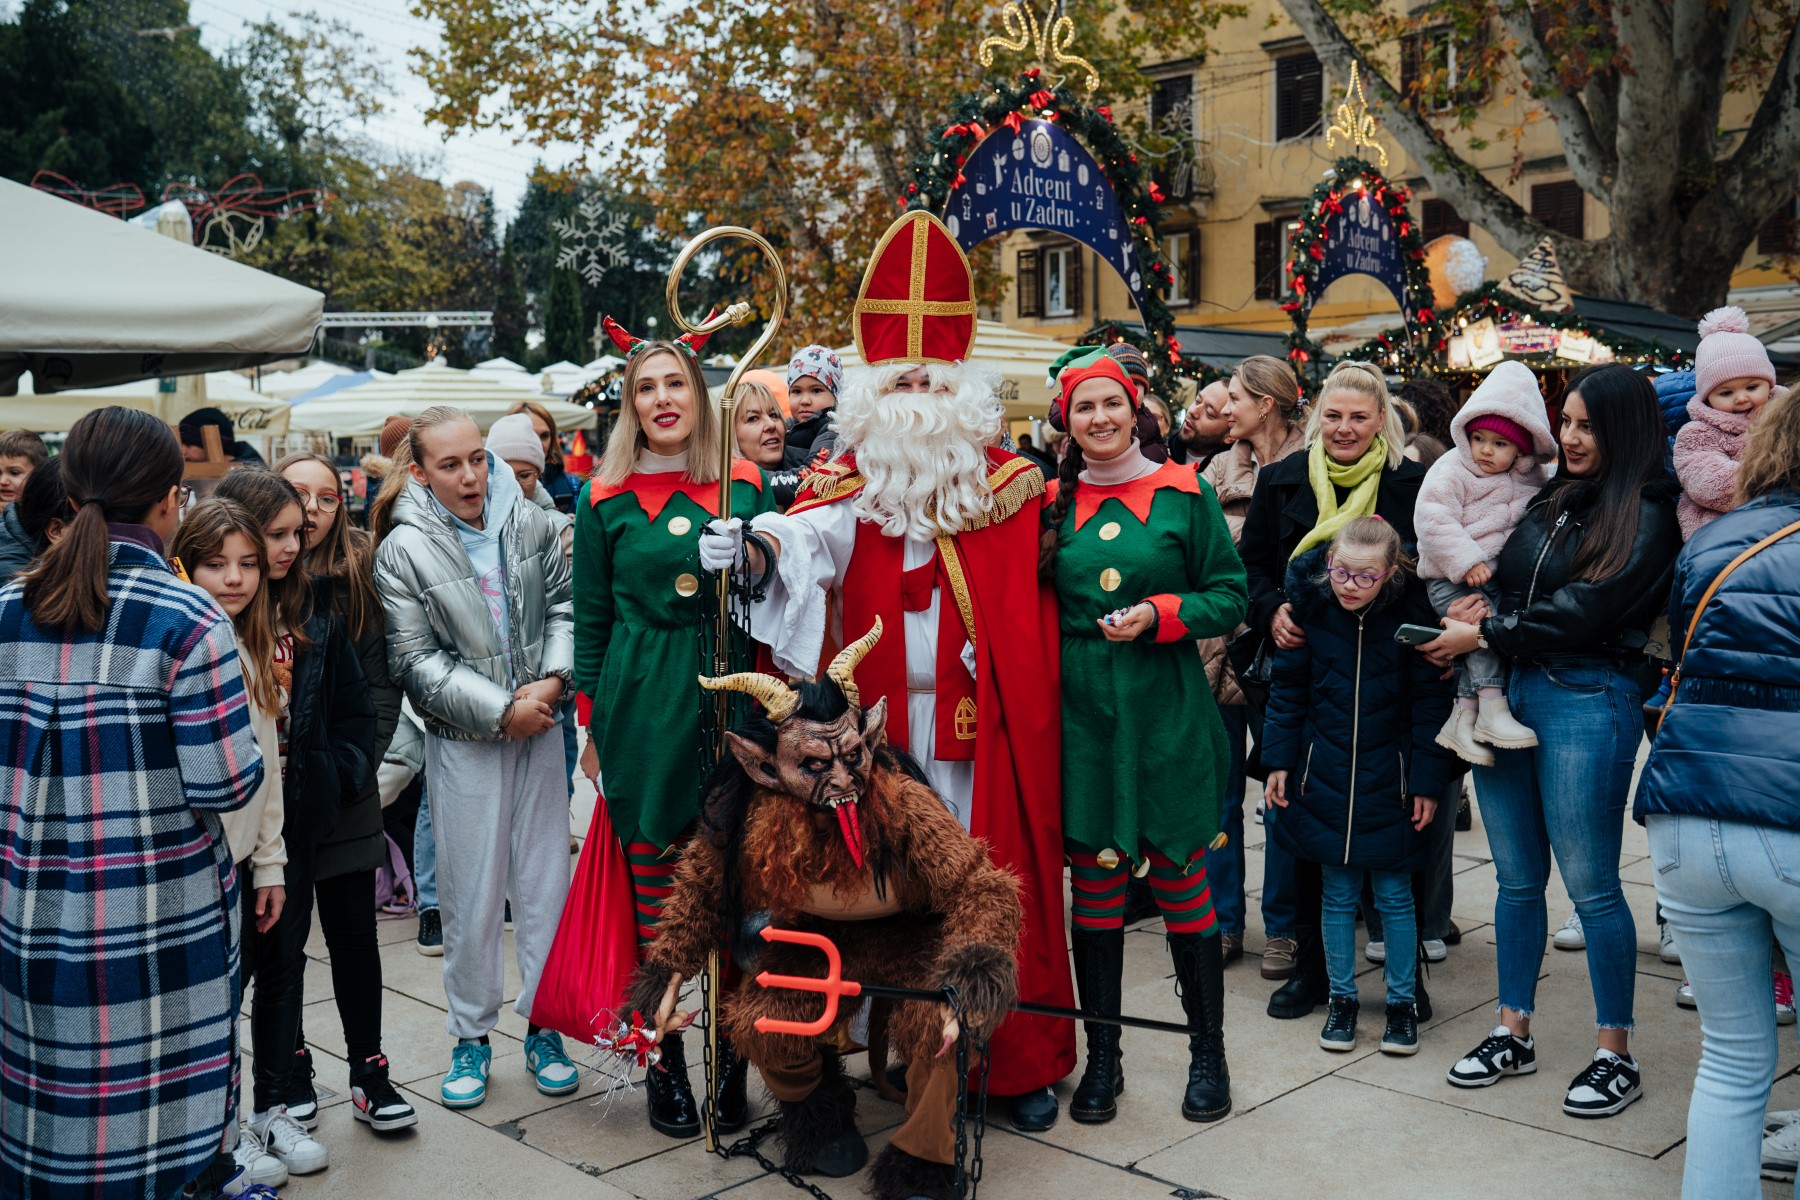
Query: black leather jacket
283 592 376 851
1481 477 1681 664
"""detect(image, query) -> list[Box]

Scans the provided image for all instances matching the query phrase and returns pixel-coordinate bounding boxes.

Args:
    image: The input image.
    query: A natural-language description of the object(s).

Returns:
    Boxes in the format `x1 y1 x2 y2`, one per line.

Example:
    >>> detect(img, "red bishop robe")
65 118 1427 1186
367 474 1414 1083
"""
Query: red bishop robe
781 448 1076 1094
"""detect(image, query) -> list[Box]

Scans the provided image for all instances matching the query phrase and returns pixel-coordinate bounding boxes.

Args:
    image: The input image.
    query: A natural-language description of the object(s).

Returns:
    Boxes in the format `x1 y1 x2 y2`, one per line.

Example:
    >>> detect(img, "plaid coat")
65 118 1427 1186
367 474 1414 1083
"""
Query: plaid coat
0 541 263 1200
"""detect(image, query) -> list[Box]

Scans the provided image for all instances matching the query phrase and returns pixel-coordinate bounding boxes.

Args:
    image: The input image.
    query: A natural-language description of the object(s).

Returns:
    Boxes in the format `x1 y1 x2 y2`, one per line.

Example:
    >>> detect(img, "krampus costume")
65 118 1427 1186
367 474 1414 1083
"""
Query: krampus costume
629 621 1022 1200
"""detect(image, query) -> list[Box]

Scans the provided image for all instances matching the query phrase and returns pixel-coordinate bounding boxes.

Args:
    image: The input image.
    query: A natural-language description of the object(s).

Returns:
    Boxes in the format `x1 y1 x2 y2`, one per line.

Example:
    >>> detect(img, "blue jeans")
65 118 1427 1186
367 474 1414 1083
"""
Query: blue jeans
414 777 437 911
1473 661 1640 1028
1260 795 1298 941
1322 865 1415 1004
1649 813 1800 1200
1211 704 1250 936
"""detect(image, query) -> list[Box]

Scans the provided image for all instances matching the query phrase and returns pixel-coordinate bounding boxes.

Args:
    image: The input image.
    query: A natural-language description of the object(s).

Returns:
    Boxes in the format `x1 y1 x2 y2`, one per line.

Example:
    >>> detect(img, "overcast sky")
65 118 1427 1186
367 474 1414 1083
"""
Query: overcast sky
187 0 582 217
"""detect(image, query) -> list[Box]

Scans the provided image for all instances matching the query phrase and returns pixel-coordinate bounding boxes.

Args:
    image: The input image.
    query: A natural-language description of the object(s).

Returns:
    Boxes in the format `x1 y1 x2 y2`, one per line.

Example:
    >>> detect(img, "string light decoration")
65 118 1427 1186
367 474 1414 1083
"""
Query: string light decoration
902 69 1188 389
1324 63 1389 168
976 0 1102 95
1335 280 1691 378
29 171 146 217
161 174 333 257
1280 156 1441 383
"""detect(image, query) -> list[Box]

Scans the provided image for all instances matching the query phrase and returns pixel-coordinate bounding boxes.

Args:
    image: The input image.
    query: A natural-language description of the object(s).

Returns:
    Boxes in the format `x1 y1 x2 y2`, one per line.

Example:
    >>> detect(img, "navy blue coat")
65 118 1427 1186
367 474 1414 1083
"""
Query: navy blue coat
1634 491 1800 831
1262 549 1457 872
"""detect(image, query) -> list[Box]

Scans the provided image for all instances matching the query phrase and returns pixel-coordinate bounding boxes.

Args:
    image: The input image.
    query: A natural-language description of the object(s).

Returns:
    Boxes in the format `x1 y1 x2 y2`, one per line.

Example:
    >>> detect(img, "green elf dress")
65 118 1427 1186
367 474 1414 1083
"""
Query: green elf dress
572 452 772 942
1052 457 1247 925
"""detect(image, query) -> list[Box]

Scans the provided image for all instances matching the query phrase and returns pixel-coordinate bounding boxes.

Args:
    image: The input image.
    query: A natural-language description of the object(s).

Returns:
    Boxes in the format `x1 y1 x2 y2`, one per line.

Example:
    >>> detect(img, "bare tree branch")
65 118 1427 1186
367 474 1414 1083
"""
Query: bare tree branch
1495 0 1614 195
1274 0 1607 283
1674 0 1752 169
1689 17 1800 260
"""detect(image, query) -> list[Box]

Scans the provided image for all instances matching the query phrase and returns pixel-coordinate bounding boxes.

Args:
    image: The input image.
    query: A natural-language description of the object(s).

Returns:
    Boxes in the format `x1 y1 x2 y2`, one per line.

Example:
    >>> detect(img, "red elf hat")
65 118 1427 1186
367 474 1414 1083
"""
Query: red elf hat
853 211 978 366
1050 347 1137 428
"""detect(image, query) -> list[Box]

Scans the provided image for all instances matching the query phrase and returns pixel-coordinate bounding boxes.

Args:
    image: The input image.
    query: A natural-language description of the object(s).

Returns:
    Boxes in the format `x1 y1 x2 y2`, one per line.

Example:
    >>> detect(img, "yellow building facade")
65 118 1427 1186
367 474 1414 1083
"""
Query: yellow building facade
989 1 1799 352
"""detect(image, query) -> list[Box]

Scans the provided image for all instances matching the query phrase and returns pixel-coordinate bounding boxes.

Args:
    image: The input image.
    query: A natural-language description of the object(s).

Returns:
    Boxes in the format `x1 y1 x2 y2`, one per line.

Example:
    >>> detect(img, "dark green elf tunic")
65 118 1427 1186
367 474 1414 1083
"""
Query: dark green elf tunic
1053 460 1248 865
572 459 772 850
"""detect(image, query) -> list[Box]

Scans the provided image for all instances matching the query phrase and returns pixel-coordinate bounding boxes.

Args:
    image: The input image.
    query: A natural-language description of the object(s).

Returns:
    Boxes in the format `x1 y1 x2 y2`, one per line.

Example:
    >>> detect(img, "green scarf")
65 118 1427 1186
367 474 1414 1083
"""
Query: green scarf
1290 436 1388 560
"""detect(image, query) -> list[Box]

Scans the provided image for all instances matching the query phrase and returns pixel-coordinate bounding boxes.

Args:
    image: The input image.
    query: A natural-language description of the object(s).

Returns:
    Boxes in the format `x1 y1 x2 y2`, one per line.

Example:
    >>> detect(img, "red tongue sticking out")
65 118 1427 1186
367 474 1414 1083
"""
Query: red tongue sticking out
834 800 865 869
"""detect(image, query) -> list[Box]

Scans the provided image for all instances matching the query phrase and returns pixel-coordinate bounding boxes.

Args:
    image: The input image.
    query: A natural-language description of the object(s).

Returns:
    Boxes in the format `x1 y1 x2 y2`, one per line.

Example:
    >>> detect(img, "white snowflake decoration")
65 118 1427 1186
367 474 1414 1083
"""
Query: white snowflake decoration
553 195 629 286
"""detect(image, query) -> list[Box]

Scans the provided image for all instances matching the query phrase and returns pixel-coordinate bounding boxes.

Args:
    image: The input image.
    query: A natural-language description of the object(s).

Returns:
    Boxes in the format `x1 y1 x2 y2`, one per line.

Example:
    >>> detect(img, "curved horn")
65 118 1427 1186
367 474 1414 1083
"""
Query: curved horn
602 315 644 357
825 617 884 709
697 671 800 724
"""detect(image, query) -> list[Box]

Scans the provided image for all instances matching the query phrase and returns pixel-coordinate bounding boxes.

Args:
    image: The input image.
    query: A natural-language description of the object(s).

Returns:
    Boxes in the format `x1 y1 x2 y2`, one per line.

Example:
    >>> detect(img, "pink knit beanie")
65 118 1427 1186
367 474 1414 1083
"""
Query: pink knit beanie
1694 306 1775 405
1465 414 1533 453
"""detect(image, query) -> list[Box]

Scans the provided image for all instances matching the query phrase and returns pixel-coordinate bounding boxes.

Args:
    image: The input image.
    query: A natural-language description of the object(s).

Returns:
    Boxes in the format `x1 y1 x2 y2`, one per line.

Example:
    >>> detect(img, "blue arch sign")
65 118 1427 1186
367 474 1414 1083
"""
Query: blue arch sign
1312 190 1408 314
943 119 1151 321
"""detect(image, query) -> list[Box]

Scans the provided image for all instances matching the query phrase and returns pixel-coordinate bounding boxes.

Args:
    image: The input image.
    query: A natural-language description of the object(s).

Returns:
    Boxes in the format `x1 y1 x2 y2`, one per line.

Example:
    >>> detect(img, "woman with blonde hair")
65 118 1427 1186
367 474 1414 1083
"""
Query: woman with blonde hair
1238 360 1430 1021
572 324 771 1138
1197 355 1308 971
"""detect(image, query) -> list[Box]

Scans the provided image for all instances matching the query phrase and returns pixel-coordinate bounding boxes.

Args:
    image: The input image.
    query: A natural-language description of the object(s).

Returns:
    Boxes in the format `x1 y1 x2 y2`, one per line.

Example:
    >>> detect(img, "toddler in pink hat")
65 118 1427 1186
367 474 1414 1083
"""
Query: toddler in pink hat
1673 306 1782 539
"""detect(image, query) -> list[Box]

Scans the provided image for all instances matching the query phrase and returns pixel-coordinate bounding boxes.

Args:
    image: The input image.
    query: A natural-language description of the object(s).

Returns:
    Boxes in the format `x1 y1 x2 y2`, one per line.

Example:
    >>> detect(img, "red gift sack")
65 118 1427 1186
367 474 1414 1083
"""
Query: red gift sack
529 788 639 1045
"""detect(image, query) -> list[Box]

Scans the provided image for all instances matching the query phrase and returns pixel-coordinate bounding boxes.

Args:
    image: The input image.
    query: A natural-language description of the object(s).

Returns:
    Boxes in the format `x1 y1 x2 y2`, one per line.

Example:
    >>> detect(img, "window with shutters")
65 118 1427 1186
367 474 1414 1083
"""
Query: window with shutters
1530 179 1585 239
1253 219 1297 301
1044 245 1081 317
1400 26 1488 111
1164 231 1197 305
1274 52 1323 141
1016 249 1041 318
1759 195 1799 255
1151 75 1195 199
1422 198 1470 241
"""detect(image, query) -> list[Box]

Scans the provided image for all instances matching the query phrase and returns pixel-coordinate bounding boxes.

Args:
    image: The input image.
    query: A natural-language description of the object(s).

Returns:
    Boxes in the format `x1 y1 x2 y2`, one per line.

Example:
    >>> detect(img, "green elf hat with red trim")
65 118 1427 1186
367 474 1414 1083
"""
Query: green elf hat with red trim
1049 347 1138 430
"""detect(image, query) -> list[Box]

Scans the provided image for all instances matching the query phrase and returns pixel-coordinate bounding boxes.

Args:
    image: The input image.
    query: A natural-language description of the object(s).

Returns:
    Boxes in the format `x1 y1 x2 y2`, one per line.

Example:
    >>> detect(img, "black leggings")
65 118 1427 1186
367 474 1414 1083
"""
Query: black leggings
245 839 316 1113
307 867 383 1068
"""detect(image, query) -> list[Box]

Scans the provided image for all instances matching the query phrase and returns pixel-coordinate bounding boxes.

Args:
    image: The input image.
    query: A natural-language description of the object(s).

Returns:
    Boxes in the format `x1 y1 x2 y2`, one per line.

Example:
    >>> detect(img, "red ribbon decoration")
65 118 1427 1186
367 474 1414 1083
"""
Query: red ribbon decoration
160 173 332 246
30 171 146 217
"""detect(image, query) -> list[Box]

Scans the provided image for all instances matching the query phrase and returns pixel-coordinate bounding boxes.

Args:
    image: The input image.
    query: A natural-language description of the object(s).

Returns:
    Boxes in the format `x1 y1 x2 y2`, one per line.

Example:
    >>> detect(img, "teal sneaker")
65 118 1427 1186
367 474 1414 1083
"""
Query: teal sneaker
524 1031 581 1097
441 1041 492 1109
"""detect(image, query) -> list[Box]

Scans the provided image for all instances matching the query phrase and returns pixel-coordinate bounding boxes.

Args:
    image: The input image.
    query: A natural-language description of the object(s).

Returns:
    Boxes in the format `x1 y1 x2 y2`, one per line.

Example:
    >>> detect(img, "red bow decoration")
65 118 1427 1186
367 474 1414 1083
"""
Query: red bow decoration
1001 110 1026 135
160 173 332 246
1097 106 1114 123
1148 182 1166 204
30 171 146 217
1028 89 1055 110
603 310 723 360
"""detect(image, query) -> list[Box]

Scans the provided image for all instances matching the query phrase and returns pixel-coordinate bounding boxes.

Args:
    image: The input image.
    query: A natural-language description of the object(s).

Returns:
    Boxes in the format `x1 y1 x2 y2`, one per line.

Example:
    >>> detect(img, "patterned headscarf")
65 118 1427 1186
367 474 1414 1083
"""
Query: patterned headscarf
787 344 843 396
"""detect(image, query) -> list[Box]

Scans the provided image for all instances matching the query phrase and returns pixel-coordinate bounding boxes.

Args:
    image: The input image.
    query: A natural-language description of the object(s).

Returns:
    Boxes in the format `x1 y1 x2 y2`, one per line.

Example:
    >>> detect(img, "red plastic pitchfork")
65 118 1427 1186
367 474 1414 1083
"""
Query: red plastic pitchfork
752 926 1191 1037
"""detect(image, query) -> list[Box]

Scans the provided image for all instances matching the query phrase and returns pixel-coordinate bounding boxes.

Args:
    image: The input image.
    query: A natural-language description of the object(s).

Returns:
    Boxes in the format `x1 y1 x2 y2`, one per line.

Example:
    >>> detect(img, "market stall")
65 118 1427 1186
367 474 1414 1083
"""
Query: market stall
285 358 598 438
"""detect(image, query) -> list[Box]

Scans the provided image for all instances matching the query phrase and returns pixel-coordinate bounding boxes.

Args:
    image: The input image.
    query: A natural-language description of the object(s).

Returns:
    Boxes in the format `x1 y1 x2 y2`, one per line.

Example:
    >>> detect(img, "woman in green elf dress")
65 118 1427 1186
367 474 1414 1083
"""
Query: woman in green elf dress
1040 349 1247 1128
573 321 772 1139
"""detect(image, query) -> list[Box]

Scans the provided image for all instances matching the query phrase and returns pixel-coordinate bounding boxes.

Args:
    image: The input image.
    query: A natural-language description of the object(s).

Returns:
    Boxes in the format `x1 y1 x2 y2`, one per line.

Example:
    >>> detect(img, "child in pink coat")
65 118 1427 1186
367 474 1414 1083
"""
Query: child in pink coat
1414 361 1557 766
1674 306 1782 540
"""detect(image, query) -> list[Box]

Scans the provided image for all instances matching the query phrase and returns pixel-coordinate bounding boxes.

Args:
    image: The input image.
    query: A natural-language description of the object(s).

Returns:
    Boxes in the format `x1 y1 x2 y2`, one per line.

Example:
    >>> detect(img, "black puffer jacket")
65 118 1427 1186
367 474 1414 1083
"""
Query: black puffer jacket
782 408 838 472
312 572 403 879
1481 477 1682 664
283 596 377 852
1262 550 1456 872
1239 450 1427 639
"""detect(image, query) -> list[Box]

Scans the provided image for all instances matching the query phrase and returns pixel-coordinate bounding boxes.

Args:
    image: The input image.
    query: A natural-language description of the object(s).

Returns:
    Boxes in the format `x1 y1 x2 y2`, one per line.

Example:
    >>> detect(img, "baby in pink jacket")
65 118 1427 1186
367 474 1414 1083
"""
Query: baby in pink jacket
1415 360 1556 767
1674 306 1781 540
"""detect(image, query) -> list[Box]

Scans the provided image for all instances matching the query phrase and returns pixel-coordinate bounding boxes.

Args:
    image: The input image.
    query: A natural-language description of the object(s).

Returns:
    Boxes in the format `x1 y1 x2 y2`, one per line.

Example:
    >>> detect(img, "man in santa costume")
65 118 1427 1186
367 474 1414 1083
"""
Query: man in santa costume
699 210 1075 1130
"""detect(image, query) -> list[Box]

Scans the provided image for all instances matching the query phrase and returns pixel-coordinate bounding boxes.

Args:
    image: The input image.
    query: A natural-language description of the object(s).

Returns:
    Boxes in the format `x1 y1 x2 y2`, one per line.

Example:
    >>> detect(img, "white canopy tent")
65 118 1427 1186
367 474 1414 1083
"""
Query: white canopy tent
287 359 598 437
833 319 1076 420
468 357 539 389
256 360 357 400
0 177 324 395
9 369 292 436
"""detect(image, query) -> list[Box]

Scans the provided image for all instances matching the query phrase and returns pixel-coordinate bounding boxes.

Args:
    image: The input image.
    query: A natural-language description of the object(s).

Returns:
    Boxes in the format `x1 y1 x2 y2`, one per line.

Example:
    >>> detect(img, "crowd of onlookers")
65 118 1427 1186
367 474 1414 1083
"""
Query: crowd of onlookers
1 299 1797 1200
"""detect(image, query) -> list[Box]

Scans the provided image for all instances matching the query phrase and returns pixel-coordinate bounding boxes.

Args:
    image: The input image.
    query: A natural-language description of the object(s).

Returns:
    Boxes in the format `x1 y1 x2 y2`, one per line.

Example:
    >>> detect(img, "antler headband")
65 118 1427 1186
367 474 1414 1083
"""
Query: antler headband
602 311 722 362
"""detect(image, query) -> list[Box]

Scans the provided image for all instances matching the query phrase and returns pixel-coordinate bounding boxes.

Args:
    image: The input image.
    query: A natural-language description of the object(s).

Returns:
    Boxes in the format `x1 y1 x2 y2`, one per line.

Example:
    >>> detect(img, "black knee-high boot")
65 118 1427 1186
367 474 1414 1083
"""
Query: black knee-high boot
711 1036 750 1133
646 1032 702 1137
1170 931 1232 1122
1069 927 1125 1123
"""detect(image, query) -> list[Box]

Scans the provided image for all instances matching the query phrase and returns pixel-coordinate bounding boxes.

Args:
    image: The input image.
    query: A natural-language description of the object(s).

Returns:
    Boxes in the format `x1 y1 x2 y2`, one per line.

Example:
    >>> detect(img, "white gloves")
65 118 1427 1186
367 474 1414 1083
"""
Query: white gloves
698 517 745 572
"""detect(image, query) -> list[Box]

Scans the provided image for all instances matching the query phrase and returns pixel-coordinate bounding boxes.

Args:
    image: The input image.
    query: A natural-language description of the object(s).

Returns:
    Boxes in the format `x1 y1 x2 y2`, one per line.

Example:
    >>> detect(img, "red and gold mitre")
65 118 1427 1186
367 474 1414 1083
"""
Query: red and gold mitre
852 211 978 367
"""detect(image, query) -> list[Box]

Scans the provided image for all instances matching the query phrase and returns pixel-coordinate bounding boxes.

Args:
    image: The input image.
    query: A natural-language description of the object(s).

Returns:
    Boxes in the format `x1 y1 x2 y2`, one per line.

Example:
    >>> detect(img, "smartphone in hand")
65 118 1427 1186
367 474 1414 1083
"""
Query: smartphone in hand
1393 623 1445 647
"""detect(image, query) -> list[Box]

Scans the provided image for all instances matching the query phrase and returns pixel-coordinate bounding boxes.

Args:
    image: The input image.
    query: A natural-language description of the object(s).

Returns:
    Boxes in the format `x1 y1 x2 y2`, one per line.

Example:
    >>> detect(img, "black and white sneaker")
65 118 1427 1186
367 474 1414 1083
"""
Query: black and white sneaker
284 1046 320 1129
1563 1049 1641 1118
350 1054 419 1132
416 907 443 957
1379 1003 1419 1056
1446 1026 1537 1088
1319 996 1359 1052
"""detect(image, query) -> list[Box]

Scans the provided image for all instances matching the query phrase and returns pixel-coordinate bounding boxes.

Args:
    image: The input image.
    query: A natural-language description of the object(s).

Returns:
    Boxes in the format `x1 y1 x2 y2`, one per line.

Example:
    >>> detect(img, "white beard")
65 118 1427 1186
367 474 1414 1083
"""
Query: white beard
832 363 1004 541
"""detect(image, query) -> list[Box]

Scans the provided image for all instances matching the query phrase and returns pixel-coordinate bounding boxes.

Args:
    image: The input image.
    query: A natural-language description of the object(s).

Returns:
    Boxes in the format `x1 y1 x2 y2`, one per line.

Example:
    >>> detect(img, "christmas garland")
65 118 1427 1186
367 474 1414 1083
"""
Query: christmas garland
901 69 1184 390
1282 156 1442 383
1335 281 1691 375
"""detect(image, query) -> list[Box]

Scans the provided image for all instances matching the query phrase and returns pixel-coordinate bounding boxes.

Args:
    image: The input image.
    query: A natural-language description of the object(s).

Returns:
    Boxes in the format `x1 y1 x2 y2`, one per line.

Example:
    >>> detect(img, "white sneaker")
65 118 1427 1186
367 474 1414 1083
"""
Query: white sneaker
1766 1108 1800 1134
1676 980 1696 1009
1659 922 1680 964
1763 1119 1800 1183
232 1121 288 1188
251 1106 328 1175
1365 940 1387 964
1552 914 1585 951
1423 939 1448 962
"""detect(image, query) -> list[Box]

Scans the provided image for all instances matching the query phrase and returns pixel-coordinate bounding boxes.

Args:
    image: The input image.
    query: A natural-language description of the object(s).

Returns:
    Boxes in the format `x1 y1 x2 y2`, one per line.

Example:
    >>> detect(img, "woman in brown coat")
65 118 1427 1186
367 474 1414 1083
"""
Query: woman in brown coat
1197 355 1307 970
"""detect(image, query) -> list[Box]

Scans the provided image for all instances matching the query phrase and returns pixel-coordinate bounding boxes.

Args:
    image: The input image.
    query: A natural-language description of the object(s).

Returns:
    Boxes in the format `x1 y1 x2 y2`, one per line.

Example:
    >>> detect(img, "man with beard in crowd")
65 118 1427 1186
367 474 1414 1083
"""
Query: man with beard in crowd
699 211 1076 1132
1170 380 1234 470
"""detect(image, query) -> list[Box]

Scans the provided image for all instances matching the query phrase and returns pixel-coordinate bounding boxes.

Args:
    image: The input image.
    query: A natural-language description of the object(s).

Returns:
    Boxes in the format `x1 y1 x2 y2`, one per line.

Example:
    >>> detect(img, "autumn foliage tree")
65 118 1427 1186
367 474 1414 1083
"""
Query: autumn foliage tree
410 0 1242 346
1278 0 1800 318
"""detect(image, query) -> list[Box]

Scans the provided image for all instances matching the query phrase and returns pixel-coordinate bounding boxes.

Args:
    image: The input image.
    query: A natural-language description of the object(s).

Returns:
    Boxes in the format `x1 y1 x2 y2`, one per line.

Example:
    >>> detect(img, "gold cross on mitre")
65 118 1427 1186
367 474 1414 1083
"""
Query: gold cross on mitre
976 0 1102 95
855 214 978 363
1326 61 1390 168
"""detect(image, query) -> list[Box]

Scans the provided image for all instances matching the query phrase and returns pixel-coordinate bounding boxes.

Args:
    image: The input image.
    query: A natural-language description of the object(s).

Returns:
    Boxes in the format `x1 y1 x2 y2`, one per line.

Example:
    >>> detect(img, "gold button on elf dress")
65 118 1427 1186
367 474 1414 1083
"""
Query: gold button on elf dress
668 515 692 536
674 573 699 597
1099 568 1122 592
